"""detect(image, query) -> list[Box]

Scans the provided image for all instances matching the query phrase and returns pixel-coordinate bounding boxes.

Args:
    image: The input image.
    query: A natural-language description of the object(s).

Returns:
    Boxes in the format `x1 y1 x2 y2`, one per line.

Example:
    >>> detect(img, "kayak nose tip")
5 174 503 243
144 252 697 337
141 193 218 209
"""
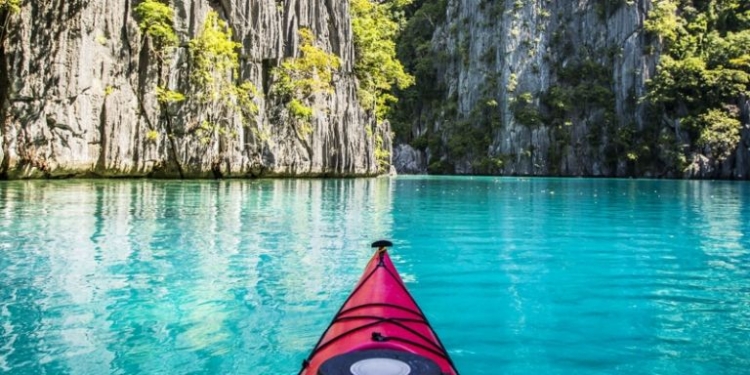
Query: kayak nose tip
371 240 393 248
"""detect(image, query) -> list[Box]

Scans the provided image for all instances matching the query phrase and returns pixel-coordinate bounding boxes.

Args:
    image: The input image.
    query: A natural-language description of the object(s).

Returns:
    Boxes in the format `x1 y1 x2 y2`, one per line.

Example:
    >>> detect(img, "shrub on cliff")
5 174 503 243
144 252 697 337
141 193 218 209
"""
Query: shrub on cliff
645 0 750 166
134 0 178 51
351 0 415 120
272 28 340 135
189 11 259 143
0 0 21 13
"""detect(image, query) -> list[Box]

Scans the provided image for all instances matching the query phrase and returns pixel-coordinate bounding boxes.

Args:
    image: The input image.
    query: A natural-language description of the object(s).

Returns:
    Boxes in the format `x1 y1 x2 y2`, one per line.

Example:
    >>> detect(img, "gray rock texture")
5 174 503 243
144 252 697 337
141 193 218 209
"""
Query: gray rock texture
0 0 386 178
393 0 750 179
392 144 426 174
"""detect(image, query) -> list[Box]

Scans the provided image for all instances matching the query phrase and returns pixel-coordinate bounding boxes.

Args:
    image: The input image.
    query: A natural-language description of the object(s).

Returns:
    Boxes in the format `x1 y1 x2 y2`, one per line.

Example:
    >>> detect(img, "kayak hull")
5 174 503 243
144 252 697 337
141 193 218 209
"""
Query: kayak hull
299 244 458 375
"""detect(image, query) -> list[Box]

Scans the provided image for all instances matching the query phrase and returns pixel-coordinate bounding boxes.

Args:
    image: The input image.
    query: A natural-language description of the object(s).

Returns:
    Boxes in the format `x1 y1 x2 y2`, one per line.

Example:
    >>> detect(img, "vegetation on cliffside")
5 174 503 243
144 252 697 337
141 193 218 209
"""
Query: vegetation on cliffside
0 0 20 13
7 0 747 178
134 0 178 51
350 0 415 121
189 11 259 144
134 0 183 175
1 0 414 178
389 0 450 171
387 0 750 177
349 0 417 172
644 0 750 167
134 3 259 176
272 28 340 137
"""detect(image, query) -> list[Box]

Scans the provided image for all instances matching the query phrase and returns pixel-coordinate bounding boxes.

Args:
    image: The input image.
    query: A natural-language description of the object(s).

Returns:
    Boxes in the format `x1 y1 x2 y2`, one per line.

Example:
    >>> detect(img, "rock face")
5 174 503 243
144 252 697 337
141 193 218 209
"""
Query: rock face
0 0 387 178
392 144 426 174
393 0 750 179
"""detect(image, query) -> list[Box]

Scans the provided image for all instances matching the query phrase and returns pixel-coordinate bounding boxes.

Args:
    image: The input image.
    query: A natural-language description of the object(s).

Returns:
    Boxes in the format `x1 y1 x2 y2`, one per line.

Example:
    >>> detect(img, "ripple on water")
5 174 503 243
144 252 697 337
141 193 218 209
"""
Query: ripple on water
1 178 749 374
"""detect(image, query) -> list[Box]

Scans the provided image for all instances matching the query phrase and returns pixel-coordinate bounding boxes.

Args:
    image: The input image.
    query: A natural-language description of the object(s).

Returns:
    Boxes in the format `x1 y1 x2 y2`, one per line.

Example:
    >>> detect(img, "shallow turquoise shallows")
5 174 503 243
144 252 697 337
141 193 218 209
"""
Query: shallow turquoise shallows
1 177 749 375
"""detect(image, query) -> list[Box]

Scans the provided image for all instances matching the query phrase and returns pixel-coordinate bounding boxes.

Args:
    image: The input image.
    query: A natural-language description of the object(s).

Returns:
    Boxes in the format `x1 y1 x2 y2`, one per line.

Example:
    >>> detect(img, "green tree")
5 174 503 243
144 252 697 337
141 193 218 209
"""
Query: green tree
0 0 21 40
644 0 681 44
389 0 448 141
273 28 340 135
714 0 750 31
695 108 742 161
374 133 390 173
189 11 259 144
645 0 750 168
511 92 542 127
134 0 178 52
351 0 415 120
0 0 20 12
132 0 187 175
275 29 340 98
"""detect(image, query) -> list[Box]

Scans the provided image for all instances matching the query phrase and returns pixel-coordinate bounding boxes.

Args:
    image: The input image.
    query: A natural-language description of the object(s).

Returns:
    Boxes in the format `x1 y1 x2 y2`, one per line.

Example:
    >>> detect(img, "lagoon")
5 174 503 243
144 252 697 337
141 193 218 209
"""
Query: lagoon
1 177 749 374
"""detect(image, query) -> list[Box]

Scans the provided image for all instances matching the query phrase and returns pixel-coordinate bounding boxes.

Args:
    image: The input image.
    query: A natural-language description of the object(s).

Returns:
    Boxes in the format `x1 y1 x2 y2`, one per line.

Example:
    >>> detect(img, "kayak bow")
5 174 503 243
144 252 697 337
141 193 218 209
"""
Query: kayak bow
299 240 459 375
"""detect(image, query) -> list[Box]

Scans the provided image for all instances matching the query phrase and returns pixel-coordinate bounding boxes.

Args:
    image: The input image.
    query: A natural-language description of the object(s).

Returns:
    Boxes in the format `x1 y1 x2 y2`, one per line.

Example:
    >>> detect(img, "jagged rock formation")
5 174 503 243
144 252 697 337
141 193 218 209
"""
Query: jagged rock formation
392 143 426 174
3 1 747 180
0 0 388 178
393 0 750 179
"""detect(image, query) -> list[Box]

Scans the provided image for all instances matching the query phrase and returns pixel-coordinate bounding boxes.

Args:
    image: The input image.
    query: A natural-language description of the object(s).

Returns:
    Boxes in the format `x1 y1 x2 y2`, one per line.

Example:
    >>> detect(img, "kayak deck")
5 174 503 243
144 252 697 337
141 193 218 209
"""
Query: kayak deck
299 241 458 375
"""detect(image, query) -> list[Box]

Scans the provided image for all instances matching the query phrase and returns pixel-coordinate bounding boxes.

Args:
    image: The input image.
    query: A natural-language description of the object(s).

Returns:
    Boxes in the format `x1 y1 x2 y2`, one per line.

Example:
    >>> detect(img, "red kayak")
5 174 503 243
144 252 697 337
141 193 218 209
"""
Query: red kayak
299 240 459 375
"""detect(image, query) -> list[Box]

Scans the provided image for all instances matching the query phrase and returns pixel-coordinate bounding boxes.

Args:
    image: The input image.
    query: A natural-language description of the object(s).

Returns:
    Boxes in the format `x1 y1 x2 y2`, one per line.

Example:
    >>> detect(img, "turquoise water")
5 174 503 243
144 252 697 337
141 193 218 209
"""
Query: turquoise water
1 177 749 374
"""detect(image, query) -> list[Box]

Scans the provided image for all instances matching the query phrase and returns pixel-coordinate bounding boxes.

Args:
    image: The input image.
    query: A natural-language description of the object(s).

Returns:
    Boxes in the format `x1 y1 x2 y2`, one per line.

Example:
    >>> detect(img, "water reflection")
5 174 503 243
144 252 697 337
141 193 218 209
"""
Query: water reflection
1 177 748 374
0 178 393 374
645 181 750 373
388 177 750 374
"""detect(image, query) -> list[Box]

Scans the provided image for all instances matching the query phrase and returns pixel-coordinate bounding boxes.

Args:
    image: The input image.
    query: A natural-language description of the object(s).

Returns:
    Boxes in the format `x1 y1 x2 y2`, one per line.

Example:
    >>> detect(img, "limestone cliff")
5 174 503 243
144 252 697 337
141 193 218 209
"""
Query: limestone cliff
393 0 750 179
0 0 388 178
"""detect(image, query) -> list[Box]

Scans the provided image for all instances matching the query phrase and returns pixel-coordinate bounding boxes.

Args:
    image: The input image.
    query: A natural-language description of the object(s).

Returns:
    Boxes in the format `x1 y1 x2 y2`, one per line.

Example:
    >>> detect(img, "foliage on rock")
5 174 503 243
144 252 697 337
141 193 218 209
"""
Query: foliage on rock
389 0 448 142
156 86 186 104
0 0 20 13
273 28 340 128
374 133 390 173
645 0 750 167
351 0 415 120
189 11 259 142
694 107 742 161
134 0 178 51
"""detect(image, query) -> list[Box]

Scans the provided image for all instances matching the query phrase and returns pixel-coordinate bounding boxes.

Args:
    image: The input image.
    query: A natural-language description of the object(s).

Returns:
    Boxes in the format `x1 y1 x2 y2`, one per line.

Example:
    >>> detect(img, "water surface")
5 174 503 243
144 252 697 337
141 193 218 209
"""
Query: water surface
1 177 749 374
